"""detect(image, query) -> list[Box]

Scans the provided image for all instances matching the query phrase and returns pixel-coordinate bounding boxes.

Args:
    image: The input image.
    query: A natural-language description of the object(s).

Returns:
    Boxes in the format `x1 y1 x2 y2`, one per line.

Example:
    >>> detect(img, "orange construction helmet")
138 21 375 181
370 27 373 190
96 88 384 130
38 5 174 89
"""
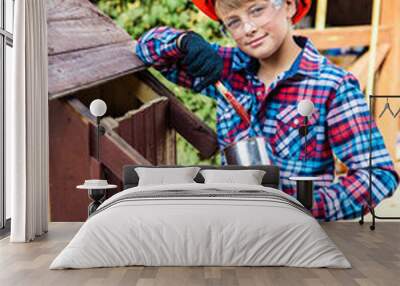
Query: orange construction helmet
192 0 312 24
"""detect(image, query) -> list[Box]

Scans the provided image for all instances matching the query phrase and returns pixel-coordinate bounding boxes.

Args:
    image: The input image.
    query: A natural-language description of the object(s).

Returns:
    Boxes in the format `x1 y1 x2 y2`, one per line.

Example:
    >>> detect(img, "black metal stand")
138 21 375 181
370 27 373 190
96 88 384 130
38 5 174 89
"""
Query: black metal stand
294 117 314 210
299 116 309 161
96 117 106 161
359 95 400 230
88 189 106 216
296 180 314 210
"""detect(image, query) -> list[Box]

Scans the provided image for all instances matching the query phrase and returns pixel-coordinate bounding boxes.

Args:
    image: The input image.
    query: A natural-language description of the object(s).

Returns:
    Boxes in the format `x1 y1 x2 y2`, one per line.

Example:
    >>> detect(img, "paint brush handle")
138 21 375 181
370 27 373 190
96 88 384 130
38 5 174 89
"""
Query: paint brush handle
215 81 251 126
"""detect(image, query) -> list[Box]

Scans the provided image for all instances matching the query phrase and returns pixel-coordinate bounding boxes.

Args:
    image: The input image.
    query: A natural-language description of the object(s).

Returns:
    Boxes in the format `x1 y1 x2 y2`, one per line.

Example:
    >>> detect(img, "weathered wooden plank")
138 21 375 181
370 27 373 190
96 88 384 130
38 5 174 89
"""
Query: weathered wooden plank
48 40 145 99
153 99 169 164
49 99 91 222
132 108 146 157
48 16 129 56
47 0 147 99
118 117 133 146
144 103 157 164
165 129 177 164
295 25 391 50
116 98 171 165
136 70 218 159
93 125 152 179
47 0 101 21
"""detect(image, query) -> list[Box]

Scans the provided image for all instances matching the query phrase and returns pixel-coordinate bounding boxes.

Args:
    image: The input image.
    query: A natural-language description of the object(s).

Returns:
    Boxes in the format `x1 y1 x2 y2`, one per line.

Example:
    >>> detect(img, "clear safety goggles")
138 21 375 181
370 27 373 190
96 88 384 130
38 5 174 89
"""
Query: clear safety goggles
219 0 283 38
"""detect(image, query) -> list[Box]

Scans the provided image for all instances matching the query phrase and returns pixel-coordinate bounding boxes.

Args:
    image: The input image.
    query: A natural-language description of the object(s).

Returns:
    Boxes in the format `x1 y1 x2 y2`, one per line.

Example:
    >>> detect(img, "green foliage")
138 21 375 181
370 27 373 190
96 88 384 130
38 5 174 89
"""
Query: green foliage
96 0 235 165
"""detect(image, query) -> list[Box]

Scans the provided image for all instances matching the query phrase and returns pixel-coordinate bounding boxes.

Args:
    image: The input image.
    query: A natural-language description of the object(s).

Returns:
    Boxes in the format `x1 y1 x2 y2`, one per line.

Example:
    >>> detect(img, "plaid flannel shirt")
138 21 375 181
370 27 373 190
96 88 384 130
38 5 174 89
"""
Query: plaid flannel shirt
135 26 399 220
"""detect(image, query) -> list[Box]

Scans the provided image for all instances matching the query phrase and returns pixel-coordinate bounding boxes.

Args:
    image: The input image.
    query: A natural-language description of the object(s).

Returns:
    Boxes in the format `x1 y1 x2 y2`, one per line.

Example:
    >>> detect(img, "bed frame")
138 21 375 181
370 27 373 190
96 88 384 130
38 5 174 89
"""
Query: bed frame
122 165 280 190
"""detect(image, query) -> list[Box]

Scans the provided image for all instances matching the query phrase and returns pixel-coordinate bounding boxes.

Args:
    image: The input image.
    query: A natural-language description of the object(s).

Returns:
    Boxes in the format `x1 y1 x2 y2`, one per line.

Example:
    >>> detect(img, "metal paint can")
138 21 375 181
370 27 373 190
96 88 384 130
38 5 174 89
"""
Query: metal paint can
223 136 271 166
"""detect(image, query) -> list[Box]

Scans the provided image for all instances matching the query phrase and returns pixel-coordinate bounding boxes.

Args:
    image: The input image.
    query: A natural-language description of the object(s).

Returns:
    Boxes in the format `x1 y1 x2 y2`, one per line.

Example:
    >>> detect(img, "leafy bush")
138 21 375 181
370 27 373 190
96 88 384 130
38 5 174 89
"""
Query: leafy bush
96 0 235 165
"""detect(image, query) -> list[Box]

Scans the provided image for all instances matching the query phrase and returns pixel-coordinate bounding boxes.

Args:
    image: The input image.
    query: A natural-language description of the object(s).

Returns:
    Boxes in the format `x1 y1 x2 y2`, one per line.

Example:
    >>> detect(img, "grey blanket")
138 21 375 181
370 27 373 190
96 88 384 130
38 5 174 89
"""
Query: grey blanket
92 189 310 218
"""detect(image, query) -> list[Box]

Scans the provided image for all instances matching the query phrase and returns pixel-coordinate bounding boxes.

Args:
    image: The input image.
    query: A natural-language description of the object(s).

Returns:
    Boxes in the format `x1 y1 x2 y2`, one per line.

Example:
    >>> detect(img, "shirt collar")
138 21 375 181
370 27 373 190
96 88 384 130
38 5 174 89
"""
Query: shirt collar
231 36 321 79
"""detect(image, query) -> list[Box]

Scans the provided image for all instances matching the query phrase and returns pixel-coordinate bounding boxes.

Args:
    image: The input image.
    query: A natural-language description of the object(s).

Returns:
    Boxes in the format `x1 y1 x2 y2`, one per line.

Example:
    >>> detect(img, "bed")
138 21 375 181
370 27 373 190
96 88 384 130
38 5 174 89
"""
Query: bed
50 165 351 269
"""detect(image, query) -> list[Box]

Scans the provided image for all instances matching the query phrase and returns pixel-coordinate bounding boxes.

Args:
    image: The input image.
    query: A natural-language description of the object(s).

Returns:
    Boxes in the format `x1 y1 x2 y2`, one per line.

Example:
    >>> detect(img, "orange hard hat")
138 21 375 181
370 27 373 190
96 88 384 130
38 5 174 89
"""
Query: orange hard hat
192 0 312 24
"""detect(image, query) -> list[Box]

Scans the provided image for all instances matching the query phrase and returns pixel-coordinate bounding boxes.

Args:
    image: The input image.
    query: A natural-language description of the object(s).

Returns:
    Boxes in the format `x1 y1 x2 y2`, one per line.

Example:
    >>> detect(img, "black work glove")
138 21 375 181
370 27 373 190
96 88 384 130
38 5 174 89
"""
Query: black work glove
178 31 224 92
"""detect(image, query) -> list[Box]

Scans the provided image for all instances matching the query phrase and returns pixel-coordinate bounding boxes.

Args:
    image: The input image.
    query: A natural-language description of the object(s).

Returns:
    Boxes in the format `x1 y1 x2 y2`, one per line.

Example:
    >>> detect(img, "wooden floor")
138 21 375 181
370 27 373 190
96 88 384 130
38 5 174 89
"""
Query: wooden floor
0 222 399 286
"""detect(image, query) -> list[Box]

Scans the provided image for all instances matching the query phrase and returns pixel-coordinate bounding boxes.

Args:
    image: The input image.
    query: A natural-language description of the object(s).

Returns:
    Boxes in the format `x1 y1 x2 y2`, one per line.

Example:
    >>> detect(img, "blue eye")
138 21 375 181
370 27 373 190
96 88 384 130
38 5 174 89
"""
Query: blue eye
226 19 241 29
250 6 266 16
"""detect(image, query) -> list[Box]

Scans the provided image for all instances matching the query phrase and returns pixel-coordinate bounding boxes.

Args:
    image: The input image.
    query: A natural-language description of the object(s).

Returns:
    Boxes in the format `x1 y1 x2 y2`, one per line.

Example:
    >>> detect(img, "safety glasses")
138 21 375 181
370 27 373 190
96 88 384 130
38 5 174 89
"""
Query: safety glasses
218 0 283 39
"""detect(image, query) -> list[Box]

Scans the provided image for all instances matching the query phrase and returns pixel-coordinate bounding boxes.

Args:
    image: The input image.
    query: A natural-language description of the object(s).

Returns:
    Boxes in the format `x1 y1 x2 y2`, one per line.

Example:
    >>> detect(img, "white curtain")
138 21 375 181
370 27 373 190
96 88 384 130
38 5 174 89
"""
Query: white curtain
7 0 49 242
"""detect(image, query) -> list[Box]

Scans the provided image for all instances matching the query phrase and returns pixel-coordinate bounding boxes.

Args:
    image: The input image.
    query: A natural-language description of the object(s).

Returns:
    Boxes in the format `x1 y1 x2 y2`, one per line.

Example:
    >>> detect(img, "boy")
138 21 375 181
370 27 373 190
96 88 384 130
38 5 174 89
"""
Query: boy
135 0 399 220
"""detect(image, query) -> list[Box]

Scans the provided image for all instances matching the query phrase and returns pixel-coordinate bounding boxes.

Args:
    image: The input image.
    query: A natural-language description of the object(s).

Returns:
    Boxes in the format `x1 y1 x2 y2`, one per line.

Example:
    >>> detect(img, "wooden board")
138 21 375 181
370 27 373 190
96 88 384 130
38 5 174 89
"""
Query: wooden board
48 5 129 55
295 25 391 50
116 98 171 165
47 0 106 21
48 40 144 99
48 99 92 222
95 125 152 176
47 0 146 99
136 71 219 159
376 0 400 163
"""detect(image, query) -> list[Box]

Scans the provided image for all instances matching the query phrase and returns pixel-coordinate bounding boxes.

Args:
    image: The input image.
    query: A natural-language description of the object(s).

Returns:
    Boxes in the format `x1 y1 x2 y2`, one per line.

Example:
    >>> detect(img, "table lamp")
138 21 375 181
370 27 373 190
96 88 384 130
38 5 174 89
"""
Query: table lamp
89 99 107 161
297 99 315 161
290 99 317 210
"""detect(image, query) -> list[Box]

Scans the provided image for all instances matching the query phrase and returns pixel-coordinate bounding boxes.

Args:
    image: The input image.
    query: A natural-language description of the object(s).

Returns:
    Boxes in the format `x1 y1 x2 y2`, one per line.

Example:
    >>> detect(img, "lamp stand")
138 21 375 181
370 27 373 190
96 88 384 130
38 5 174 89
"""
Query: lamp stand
95 117 106 162
299 116 309 161
96 117 100 161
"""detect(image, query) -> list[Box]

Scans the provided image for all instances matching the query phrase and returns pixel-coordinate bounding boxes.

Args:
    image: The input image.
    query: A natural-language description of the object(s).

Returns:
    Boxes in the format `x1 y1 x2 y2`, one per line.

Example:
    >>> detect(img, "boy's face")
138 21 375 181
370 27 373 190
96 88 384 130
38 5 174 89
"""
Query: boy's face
217 0 296 60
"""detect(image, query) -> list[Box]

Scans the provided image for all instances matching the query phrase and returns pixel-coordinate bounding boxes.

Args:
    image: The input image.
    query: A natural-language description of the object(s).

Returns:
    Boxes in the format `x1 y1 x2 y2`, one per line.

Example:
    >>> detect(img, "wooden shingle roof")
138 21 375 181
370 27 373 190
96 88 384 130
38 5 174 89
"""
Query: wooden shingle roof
47 0 145 99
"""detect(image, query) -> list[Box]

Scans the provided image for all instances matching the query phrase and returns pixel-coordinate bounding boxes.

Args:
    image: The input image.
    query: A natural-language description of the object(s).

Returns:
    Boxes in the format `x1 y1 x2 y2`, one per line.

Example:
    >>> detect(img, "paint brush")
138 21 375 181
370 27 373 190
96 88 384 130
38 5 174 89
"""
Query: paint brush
215 81 251 126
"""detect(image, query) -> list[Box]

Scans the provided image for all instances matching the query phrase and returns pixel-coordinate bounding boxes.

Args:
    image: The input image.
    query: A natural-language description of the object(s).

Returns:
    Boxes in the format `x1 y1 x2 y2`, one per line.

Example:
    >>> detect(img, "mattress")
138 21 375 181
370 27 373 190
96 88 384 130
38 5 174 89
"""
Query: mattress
50 183 351 269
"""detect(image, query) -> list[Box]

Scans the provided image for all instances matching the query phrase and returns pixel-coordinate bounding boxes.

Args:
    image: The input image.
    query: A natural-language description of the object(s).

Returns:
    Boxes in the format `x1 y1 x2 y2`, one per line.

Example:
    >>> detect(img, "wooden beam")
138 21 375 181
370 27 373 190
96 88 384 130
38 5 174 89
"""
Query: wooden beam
348 43 390 91
295 25 392 50
123 74 160 104
48 41 145 100
366 0 382 100
375 0 400 162
94 125 152 178
47 0 147 100
136 70 219 159
315 0 328 30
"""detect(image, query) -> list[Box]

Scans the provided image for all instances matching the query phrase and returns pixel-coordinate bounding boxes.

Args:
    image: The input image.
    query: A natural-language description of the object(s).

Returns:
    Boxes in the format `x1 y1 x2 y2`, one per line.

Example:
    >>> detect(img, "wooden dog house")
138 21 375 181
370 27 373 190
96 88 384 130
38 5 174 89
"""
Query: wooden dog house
47 0 218 221
48 0 400 221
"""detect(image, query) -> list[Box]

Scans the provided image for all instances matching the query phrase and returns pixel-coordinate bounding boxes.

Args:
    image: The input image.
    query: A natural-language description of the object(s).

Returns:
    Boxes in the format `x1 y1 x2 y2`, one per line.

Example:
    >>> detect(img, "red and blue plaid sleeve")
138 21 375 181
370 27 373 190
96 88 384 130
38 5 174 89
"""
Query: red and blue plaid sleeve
135 26 237 99
312 73 400 220
135 26 185 67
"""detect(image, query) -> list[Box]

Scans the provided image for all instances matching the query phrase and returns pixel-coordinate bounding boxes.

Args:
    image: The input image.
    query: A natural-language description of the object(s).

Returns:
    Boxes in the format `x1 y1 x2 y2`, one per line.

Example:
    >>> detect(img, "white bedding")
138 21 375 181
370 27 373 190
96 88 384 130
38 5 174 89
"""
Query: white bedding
50 183 351 269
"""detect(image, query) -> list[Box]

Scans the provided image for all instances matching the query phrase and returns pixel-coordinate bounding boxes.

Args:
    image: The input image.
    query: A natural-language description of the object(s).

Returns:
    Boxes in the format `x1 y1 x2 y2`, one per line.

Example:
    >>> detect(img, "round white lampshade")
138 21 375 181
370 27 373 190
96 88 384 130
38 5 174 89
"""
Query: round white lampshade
297 99 314 117
90 99 107 117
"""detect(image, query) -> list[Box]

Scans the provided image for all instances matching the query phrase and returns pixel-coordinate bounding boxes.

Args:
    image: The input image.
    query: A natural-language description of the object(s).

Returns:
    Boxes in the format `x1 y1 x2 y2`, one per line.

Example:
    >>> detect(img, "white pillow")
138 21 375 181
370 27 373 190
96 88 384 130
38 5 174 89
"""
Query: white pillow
200 169 266 185
135 167 200 186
